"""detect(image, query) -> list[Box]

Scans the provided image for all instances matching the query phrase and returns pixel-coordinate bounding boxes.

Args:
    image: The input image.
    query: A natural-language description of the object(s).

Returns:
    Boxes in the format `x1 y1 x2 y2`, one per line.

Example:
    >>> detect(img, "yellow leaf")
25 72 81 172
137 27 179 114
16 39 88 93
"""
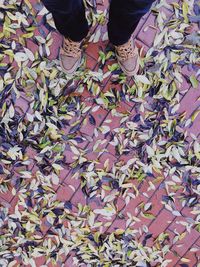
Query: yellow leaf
190 75 199 89
22 32 34 38
115 229 125 235
181 258 190 263
182 1 189 23
191 109 200 122
24 0 32 10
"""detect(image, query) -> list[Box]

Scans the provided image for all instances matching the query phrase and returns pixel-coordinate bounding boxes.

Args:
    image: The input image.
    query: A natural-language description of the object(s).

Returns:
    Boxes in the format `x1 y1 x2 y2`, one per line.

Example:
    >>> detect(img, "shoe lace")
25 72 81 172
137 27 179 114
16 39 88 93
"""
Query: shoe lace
62 38 81 57
116 39 136 61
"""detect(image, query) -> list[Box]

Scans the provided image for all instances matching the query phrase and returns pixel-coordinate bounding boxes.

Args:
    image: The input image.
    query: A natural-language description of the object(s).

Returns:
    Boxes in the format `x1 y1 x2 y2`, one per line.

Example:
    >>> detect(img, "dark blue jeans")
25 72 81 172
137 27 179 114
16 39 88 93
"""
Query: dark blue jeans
42 0 155 45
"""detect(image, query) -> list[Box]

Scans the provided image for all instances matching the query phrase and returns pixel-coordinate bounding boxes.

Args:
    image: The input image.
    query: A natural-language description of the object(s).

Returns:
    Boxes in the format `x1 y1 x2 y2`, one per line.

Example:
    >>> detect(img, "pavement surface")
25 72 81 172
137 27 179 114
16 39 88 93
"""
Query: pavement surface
0 0 200 266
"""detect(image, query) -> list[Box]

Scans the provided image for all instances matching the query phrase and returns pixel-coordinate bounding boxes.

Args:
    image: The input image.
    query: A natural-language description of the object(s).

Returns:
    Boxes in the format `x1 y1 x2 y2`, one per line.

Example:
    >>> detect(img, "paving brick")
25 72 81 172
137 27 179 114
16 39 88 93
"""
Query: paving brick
1 186 15 203
168 217 189 234
181 209 198 223
148 209 174 237
179 75 191 96
119 194 147 218
179 88 200 118
106 138 119 157
106 217 127 234
102 77 122 95
85 41 107 61
57 166 71 183
95 212 116 232
63 145 78 165
137 14 158 47
170 228 199 258
133 17 146 39
114 196 126 212
63 170 81 190
146 187 166 217
0 197 11 209
26 36 41 55
97 152 118 170
186 111 200 136
182 65 200 82
90 105 109 127
40 216 52 235
165 251 181 267
70 185 87 207
82 147 104 163
33 256 46 266
64 255 74 267
15 97 30 114
49 32 62 60
56 183 76 202
80 116 97 137
136 174 165 200
176 245 199 266
134 38 151 58
7 195 20 214
86 54 98 71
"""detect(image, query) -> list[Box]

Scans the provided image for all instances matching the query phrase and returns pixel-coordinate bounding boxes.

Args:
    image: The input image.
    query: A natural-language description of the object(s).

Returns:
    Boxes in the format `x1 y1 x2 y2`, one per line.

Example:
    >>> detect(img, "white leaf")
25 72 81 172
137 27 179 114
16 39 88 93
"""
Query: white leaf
14 52 28 62
26 113 34 122
94 207 115 217
70 146 80 155
172 210 182 216
24 47 35 61
52 173 59 185
35 111 43 122
20 171 32 179
93 28 101 43
52 163 64 171
144 202 152 211
88 212 95 227
9 104 15 118
100 125 110 134
172 175 181 183
135 75 151 84
146 145 155 157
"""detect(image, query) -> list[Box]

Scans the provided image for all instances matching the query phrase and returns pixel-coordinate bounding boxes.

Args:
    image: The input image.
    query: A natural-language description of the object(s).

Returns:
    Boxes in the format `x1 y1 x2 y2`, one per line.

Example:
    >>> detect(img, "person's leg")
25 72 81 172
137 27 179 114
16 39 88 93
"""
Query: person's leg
42 0 89 42
108 0 155 46
42 0 89 75
107 0 155 76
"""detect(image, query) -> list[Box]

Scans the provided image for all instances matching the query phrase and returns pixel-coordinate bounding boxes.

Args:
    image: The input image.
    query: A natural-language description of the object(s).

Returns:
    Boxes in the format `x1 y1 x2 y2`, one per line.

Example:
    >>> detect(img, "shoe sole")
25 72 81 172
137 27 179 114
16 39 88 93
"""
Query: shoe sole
59 52 82 77
115 38 140 76
116 54 140 77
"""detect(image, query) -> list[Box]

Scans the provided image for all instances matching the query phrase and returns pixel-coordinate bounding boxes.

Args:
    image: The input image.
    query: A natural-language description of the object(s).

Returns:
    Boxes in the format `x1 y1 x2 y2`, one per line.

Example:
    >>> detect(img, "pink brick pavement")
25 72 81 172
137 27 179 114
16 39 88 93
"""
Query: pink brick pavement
0 0 200 266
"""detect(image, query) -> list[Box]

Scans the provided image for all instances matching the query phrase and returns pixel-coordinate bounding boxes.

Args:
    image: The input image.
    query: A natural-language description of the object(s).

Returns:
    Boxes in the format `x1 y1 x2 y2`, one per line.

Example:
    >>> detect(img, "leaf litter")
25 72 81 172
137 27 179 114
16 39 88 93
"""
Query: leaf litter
0 0 200 266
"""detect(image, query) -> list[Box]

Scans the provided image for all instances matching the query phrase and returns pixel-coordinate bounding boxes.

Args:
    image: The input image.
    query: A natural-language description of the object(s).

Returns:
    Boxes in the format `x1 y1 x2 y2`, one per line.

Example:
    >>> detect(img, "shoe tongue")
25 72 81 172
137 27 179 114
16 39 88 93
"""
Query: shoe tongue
63 39 81 57
117 40 135 60
118 48 135 61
